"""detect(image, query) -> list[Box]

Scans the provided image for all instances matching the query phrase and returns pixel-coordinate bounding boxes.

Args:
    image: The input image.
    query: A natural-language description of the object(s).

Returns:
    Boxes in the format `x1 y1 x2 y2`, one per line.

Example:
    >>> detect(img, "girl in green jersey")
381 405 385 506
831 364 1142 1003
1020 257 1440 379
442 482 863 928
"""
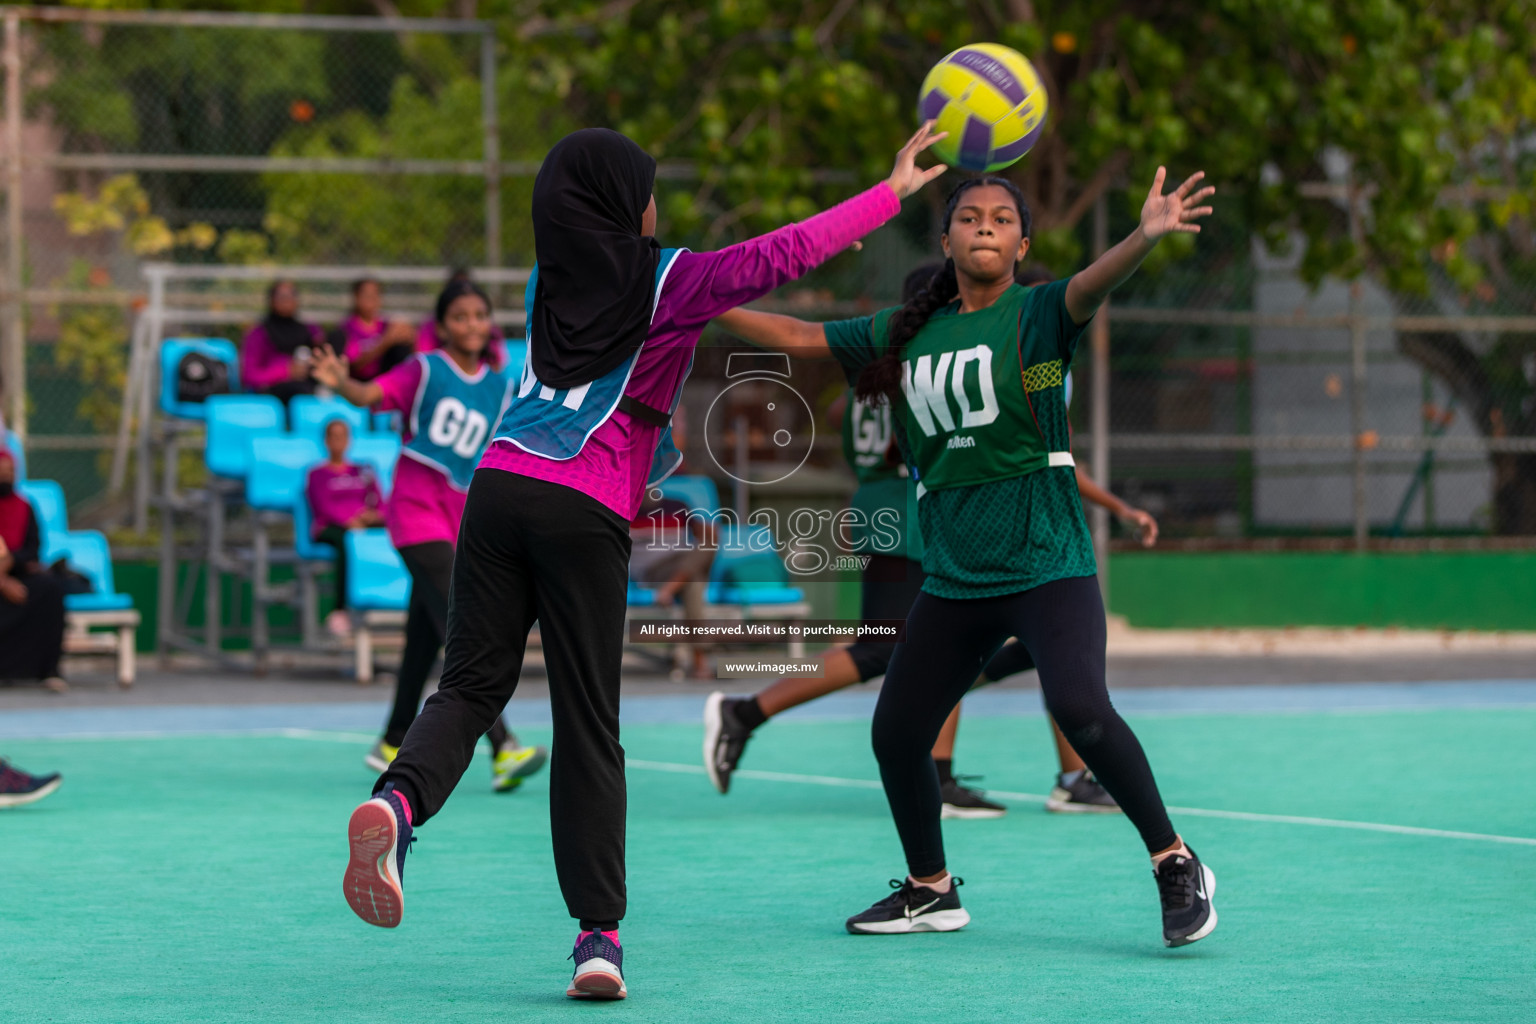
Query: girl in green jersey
713 169 1218 947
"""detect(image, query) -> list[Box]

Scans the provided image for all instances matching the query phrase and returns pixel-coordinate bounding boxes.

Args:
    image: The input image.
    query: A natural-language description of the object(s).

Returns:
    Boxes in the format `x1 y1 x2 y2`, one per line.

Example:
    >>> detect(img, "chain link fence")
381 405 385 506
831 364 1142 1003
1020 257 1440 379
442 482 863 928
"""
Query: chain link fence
3 7 1533 548
2 7 501 518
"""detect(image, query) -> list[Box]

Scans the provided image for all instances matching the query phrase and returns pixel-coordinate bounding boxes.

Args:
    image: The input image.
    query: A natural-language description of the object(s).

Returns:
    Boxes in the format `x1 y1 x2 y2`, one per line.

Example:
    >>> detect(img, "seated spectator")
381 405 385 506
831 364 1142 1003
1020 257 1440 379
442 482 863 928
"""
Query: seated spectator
0 450 67 691
334 277 416 382
629 489 716 679
241 279 326 404
416 269 508 369
305 418 385 637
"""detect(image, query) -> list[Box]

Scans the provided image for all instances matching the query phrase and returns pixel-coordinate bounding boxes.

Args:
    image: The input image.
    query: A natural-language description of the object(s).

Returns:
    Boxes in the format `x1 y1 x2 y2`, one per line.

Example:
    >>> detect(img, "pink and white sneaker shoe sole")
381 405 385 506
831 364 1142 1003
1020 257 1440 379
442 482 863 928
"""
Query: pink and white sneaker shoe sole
567 959 627 1000
342 798 403 928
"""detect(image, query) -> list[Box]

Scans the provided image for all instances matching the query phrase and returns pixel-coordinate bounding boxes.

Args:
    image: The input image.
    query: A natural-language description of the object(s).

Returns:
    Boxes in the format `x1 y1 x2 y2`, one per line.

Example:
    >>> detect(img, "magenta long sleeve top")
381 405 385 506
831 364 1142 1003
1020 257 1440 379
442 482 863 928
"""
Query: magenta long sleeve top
479 182 901 518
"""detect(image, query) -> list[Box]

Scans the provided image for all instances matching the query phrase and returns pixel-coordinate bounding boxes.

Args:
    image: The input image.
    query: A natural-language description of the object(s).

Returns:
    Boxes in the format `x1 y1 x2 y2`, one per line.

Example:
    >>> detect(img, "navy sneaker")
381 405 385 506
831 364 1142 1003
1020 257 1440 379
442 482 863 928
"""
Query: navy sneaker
1155 846 1218 947
343 784 413 928
0 759 62 808
1046 769 1121 814
567 930 626 1000
845 877 970 934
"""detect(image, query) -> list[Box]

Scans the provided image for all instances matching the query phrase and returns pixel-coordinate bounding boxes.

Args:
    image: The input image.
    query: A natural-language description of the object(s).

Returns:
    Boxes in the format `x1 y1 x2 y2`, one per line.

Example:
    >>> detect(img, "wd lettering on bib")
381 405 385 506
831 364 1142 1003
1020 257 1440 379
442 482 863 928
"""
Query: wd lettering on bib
493 248 692 487
871 284 1074 494
404 351 513 491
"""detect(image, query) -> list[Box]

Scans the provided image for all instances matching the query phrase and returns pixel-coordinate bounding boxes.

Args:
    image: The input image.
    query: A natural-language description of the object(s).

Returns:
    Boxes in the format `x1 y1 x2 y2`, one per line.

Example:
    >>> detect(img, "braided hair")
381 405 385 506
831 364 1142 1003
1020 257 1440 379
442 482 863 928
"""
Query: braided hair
854 176 1031 406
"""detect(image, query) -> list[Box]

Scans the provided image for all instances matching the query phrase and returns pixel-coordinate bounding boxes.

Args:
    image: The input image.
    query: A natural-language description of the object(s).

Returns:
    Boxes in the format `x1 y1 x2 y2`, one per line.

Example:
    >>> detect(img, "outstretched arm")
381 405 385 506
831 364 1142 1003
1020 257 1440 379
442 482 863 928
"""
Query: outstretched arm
713 308 829 360
1065 167 1215 324
664 123 948 329
1075 467 1159 547
310 344 384 408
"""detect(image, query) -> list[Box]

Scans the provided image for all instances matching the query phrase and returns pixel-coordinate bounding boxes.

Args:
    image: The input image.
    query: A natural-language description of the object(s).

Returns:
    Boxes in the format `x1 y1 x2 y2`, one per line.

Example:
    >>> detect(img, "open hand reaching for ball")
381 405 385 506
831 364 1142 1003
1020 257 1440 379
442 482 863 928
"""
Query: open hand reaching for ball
1140 167 1215 241
885 120 950 200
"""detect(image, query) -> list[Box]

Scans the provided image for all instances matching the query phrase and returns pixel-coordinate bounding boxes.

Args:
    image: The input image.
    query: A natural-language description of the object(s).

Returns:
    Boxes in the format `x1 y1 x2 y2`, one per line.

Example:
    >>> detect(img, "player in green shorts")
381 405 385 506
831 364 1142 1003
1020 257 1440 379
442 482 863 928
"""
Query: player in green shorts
713 168 1219 946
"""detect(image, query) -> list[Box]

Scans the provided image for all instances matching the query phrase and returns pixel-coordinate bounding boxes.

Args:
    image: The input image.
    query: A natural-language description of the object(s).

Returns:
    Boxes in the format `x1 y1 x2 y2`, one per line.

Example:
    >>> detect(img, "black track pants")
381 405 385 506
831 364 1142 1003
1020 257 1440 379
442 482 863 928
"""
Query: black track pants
871 574 1178 876
382 541 508 753
377 469 632 930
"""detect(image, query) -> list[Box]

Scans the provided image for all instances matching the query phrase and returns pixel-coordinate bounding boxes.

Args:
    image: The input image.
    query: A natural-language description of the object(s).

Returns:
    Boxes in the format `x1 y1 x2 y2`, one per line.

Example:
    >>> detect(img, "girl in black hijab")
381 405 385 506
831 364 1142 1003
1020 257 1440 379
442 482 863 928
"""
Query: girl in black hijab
342 123 948 1000
240 279 324 403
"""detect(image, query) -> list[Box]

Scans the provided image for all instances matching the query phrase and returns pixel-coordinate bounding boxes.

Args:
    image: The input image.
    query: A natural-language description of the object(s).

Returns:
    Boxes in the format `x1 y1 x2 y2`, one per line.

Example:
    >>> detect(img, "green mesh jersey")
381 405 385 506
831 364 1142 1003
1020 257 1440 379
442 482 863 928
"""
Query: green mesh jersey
839 392 923 561
826 278 1095 599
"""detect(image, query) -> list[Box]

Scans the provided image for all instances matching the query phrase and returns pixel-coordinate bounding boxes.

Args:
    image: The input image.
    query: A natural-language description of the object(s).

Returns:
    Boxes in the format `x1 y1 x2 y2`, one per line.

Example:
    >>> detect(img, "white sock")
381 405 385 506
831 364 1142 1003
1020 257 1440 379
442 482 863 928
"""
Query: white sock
1150 839 1191 867
909 872 952 894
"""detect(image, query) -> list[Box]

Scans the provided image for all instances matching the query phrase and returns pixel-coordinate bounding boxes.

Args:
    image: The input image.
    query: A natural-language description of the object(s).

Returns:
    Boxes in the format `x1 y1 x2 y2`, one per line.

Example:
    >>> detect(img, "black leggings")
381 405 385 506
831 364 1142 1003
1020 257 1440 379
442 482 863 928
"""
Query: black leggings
980 639 1036 683
845 555 926 682
872 574 1177 876
316 524 350 611
377 470 633 931
383 540 509 754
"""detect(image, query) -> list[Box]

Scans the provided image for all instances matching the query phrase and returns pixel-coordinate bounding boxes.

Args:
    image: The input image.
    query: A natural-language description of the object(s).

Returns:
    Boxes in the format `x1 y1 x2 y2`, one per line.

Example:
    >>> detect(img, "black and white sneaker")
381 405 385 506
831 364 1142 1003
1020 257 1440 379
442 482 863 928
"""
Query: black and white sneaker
703 692 754 794
1046 769 1121 814
1155 847 1217 947
940 776 1006 819
845 877 970 935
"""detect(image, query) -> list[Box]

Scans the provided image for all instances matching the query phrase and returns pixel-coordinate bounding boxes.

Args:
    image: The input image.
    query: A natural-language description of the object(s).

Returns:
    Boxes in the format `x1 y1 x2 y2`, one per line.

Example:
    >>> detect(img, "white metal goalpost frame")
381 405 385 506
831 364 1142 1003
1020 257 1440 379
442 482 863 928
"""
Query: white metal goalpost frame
130 262 530 669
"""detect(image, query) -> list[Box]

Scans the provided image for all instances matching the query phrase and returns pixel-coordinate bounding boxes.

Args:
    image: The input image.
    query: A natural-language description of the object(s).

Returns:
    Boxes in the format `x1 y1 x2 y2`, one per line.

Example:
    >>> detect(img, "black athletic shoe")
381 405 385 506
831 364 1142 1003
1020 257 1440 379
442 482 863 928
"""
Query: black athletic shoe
1155 847 1218 947
1046 769 1122 814
845 877 970 934
940 776 1006 819
0 760 62 808
703 692 754 794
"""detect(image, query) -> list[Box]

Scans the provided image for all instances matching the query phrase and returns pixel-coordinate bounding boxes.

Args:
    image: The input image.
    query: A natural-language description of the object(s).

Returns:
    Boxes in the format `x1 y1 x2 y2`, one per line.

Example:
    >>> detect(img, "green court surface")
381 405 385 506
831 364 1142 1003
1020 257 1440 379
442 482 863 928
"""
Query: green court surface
4 708 1535 1023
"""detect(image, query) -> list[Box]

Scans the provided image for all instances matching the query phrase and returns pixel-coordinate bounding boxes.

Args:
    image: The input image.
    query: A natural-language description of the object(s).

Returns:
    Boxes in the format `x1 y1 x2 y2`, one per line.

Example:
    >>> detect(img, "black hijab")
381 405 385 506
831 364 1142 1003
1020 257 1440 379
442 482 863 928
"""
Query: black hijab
529 128 660 389
262 281 314 355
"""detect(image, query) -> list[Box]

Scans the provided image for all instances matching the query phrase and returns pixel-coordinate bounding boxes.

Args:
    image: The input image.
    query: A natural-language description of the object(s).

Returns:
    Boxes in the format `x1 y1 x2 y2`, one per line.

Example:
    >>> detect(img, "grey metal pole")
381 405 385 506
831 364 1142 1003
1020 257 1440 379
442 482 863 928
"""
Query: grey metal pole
734 414 749 522
481 28 502 268
3 13 24 440
1090 194 1111 600
1348 190 1368 551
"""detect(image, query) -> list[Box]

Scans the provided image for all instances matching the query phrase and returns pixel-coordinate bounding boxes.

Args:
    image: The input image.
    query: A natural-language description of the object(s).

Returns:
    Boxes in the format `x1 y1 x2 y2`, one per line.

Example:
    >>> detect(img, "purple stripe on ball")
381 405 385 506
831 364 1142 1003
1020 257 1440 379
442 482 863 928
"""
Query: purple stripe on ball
958 116 992 171
946 49 1026 105
918 88 948 122
990 120 1046 164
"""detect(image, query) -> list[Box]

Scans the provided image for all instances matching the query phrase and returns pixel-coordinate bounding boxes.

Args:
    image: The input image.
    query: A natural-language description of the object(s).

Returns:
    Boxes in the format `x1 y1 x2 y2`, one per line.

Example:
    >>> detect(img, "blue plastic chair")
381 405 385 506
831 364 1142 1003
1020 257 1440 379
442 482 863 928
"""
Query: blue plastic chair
2 435 23 480
371 410 402 434
247 437 324 512
160 338 240 421
656 474 721 516
289 395 369 445
346 529 411 612
347 434 401 496
18 479 69 562
54 530 135 613
707 523 806 605
204 394 286 480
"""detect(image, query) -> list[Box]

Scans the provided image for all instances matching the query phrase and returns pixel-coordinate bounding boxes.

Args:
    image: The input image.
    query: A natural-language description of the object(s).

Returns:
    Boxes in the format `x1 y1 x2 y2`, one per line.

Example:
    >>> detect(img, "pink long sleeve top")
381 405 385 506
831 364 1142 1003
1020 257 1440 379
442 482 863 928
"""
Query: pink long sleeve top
479 183 901 519
240 322 326 391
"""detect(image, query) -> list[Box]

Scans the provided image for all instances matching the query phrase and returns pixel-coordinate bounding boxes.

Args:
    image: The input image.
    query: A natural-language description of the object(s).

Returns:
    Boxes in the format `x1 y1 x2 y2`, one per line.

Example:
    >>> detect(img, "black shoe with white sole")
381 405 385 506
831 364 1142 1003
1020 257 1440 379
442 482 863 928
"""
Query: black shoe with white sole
940 777 1006 819
845 877 969 935
1046 769 1121 814
703 692 754 794
1155 847 1217 947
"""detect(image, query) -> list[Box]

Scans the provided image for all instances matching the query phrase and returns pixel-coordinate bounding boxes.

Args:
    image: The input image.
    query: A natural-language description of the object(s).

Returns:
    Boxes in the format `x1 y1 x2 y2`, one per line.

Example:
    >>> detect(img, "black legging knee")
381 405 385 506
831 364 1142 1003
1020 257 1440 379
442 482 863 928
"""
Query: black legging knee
871 574 1177 877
